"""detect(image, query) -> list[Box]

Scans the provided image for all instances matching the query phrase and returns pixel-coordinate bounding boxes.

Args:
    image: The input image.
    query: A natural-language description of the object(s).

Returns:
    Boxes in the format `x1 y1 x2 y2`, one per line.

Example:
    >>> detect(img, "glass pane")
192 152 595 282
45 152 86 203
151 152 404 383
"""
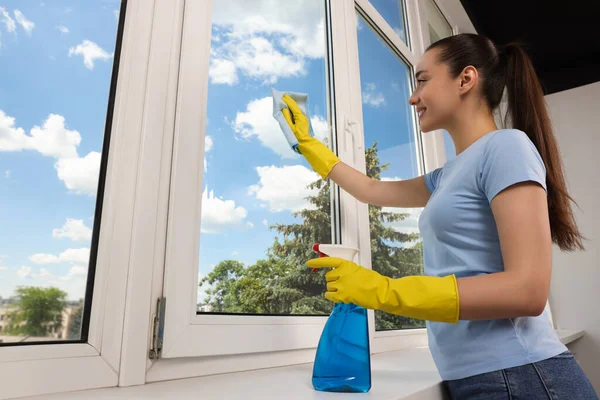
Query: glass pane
425 0 452 45
356 14 425 331
368 0 408 46
197 0 334 316
0 2 123 344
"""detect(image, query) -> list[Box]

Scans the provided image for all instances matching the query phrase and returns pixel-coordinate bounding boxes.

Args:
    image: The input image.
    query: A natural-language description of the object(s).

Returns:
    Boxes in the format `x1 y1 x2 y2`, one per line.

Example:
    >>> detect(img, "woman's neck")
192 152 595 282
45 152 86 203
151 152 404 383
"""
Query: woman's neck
446 107 499 156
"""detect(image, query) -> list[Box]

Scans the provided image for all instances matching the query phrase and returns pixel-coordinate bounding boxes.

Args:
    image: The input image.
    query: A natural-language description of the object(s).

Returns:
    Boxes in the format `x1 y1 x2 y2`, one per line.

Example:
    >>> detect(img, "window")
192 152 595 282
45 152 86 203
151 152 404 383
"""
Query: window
158 0 340 361
422 0 456 161
0 0 458 394
197 0 335 317
0 0 119 346
424 0 453 44
368 0 409 46
0 0 167 397
355 12 425 331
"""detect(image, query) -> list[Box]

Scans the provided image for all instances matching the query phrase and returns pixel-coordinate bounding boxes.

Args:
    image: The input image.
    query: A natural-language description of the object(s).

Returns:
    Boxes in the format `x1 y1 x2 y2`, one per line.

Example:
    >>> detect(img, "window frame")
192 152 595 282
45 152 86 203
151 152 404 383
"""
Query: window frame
0 0 170 397
142 0 452 383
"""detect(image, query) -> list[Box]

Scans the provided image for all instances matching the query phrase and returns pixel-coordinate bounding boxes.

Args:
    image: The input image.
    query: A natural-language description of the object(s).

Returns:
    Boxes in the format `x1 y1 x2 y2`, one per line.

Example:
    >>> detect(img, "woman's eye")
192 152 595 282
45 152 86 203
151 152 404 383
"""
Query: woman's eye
417 79 426 85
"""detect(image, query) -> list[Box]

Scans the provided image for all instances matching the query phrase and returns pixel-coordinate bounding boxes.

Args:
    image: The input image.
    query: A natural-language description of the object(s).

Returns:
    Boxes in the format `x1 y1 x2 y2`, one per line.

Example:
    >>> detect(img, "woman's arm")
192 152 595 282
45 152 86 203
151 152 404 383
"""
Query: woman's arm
328 162 432 208
457 181 552 320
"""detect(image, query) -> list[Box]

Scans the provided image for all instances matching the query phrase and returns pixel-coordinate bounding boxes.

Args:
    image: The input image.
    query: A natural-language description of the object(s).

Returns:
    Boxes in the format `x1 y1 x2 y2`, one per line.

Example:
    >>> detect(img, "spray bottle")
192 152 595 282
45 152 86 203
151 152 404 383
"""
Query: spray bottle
311 243 371 393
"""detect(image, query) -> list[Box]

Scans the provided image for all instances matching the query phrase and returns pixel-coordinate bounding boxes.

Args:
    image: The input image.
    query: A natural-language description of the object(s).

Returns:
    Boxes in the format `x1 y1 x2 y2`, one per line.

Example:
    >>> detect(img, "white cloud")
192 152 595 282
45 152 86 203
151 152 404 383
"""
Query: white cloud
356 17 365 31
1 110 100 196
208 1 325 85
53 219 93 242
0 7 16 33
29 114 81 158
200 187 252 234
0 110 29 151
57 25 69 34
30 248 90 265
248 165 319 212
232 96 329 159
17 266 32 279
68 40 113 69
4 169 10 178
0 266 7 271
262 219 268 226
0 112 80 158
393 27 404 39
209 58 238 85
35 268 53 279
55 151 101 196
59 266 87 281
114 9 120 21
14 10 34 35
362 82 385 107
205 135 213 152
381 207 422 236
210 36 305 85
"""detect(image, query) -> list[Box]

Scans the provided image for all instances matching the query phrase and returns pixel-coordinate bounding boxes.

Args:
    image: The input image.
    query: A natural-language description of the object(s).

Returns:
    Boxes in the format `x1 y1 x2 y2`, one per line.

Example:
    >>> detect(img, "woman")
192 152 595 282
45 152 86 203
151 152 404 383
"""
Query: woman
281 33 597 399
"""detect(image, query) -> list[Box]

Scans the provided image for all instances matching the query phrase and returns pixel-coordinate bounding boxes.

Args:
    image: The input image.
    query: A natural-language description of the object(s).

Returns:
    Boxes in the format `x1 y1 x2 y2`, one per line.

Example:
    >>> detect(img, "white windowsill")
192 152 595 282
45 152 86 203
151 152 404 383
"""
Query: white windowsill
19 330 584 400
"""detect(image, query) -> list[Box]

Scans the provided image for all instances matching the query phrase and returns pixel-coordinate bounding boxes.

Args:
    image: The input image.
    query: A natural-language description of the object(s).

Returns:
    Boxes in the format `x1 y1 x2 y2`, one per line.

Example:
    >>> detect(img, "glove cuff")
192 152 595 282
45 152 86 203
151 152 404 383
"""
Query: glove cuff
384 274 460 324
298 139 340 179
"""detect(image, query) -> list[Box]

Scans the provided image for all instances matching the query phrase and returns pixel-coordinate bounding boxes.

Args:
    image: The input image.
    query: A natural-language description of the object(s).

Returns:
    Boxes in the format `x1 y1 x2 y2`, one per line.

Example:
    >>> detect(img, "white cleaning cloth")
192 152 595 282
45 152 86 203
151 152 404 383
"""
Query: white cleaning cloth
271 88 315 154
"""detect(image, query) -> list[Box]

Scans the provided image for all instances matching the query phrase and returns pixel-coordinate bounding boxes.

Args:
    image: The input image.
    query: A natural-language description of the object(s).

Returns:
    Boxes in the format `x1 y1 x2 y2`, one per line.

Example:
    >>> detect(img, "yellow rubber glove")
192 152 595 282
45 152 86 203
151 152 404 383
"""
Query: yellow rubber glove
307 257 460 324
281 94 340 179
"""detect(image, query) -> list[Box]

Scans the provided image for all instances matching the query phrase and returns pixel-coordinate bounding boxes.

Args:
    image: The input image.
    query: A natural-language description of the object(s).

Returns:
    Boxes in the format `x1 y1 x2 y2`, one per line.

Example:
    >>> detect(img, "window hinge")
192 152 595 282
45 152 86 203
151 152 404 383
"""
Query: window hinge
149 297 166 360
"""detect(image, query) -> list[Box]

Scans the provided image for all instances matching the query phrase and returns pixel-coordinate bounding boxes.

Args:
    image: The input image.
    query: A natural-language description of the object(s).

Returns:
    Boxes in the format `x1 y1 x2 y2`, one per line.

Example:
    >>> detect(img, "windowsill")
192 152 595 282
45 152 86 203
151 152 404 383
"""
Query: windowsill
19 330 584 400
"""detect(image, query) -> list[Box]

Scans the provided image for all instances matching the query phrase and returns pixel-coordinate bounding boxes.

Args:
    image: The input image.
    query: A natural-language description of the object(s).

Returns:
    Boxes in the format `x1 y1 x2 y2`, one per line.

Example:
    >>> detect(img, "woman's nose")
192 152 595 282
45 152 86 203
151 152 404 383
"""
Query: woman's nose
408 91 418 106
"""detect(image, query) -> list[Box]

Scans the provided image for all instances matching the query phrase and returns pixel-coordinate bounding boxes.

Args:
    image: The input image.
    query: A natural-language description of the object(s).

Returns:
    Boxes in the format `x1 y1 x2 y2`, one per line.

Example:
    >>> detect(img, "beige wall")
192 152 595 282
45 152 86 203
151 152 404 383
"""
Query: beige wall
545 81 600 393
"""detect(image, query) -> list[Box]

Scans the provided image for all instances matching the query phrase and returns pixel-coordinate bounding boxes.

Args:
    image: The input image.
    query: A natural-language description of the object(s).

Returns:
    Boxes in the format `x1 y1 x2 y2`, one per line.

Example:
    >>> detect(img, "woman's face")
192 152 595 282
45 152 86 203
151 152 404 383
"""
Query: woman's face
408 48 461 133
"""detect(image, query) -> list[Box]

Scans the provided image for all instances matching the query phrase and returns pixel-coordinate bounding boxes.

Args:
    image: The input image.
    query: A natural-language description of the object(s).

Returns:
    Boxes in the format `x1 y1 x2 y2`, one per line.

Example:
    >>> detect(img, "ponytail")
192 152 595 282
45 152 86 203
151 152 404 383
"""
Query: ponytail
428 34 584 251
502 43 584 251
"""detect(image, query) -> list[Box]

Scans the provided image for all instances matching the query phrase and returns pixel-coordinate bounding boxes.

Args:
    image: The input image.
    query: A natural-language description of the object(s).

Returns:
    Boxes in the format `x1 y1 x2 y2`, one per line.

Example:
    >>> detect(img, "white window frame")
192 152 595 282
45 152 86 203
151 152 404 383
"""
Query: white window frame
131 0 451 385
0 0 172 397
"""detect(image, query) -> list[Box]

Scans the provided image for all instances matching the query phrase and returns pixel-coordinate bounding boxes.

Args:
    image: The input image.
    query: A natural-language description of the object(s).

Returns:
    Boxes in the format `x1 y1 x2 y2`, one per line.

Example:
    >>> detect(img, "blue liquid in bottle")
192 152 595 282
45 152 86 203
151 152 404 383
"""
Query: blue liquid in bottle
312 302 371 393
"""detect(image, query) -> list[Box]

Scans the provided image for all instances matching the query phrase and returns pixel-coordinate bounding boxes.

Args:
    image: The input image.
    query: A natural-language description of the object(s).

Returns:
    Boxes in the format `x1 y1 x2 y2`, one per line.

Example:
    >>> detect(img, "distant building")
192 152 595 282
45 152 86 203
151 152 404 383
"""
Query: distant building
197 303 213 312
0 298 83 343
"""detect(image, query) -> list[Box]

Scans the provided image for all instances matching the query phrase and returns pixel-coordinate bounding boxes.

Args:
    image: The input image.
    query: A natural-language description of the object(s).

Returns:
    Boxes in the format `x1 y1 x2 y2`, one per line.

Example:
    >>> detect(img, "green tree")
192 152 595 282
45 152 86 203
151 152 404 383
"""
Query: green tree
199 142 426 330
364 142 425 330
5 287 68 337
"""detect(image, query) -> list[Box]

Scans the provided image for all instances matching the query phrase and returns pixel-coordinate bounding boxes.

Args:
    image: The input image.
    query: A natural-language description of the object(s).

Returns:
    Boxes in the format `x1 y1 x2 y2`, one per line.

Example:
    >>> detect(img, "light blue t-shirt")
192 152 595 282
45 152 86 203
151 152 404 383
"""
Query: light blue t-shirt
419 129 567 381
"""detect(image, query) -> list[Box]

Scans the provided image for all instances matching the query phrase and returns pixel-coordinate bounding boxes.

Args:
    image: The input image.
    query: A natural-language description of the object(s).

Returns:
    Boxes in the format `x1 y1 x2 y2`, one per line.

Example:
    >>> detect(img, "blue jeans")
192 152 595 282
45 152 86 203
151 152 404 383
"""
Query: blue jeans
444 351 598 399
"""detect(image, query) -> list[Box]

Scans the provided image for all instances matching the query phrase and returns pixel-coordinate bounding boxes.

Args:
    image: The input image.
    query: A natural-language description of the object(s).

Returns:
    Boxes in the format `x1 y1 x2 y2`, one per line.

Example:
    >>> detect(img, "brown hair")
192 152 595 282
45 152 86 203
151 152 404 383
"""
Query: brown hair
427 33 584 251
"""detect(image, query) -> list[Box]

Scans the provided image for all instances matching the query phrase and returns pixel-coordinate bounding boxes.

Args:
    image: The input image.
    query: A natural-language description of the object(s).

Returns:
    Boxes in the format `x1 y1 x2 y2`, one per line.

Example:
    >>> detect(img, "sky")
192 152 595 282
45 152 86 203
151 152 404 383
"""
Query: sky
0 0 120 301
0 0 440 305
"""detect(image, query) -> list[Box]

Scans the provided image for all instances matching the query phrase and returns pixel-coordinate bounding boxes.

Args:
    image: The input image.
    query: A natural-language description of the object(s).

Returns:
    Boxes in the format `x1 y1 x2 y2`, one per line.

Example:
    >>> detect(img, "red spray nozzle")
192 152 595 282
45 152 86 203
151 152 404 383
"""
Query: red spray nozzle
312 243 326 272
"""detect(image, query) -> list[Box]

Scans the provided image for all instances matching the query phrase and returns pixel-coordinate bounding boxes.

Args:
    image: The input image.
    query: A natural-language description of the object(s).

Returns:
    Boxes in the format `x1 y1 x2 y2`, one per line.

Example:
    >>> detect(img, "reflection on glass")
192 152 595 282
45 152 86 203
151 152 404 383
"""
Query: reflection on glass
0 1 122 344
368 0 408 45
197 0 334 316
356 14 425 331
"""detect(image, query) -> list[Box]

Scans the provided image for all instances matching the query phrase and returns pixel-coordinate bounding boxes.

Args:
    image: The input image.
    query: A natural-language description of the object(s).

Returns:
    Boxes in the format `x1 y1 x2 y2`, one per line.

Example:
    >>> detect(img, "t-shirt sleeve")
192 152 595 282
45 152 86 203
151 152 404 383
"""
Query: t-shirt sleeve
424 167 443 194
479 130 547 202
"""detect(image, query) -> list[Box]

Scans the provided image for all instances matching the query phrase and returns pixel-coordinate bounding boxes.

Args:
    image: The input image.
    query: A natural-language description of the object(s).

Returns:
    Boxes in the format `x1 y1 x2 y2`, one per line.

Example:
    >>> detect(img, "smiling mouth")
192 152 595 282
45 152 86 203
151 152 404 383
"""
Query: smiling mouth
418 108 426 119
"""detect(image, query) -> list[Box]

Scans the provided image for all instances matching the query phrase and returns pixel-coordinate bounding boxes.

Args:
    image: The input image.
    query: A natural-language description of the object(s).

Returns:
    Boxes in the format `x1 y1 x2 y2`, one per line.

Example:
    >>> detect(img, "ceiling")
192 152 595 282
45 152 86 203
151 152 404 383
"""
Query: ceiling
459 0 600 95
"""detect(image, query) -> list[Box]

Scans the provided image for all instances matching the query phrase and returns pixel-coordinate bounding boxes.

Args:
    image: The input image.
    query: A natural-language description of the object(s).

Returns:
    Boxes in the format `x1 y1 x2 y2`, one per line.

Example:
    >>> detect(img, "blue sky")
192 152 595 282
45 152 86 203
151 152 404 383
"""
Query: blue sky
197 1 424 303
0 1 434 304
0 1 120 301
